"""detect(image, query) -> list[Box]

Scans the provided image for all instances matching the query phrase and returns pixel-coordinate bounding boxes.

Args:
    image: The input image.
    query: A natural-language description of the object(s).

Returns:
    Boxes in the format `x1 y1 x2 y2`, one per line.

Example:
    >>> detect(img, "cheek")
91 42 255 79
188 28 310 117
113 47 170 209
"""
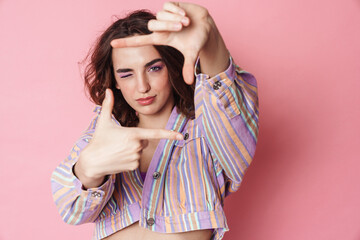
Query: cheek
157 79 171 91
153 71 172 92
117 82 135 100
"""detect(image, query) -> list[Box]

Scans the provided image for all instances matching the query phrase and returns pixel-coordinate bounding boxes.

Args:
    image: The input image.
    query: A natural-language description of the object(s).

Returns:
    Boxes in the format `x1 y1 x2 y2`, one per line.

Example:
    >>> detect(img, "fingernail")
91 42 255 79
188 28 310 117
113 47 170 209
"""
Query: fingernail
179 10 186 16
181 17 189 25
173 22 182 30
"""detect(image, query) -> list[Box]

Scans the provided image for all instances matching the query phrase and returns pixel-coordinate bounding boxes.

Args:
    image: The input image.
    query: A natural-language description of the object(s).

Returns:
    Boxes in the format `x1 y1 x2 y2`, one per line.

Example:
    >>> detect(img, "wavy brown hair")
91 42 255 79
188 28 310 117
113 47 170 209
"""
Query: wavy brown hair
84 10 195 127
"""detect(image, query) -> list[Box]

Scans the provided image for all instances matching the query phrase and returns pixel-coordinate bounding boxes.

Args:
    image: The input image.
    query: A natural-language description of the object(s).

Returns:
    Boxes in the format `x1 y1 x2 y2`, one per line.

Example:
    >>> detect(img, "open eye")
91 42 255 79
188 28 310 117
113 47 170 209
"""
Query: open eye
149 65 163 72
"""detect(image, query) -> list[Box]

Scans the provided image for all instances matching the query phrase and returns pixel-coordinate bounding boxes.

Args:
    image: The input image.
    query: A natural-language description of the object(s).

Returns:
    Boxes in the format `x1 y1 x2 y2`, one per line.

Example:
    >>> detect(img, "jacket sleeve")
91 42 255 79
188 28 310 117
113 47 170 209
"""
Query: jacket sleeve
50 108 116 225
194 56 259 194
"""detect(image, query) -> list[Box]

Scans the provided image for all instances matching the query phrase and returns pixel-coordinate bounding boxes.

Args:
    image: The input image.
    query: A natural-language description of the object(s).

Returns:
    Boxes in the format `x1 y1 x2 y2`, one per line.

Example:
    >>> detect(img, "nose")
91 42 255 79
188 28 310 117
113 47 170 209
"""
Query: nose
137 73 150 93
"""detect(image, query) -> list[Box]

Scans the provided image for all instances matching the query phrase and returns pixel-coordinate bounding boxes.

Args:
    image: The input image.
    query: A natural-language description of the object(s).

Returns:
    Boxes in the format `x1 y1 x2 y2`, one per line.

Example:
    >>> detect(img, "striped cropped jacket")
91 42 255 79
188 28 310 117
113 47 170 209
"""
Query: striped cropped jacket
51 57 259 240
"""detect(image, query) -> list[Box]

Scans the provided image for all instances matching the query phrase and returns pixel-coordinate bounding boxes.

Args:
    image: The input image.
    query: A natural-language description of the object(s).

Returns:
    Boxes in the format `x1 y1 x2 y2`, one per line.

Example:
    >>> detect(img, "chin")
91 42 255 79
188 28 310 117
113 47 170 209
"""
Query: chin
136 107 160 116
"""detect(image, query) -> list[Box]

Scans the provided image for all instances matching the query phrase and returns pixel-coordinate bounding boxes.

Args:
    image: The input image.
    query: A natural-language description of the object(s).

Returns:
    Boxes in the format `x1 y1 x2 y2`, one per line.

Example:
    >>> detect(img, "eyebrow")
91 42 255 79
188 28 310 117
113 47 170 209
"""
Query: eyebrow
116 58 163 73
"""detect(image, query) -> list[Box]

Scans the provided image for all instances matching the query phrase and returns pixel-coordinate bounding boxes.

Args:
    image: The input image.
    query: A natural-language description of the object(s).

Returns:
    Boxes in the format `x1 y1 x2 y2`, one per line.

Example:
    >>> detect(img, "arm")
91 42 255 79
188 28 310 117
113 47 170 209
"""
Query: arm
195 57 259 194
198 13 229 78
50 112 116 225
195 8 259 193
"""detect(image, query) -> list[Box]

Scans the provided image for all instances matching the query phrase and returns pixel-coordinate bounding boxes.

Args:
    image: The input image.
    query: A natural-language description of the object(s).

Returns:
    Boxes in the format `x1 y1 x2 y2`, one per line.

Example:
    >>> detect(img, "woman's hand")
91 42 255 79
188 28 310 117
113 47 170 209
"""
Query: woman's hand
74 89 183 189
110 2 229 85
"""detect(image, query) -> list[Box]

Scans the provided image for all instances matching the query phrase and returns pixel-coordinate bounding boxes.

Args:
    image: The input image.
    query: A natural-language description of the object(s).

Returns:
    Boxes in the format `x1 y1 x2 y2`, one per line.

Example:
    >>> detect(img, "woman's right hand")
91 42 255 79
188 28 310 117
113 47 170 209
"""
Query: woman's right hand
74 89 183 189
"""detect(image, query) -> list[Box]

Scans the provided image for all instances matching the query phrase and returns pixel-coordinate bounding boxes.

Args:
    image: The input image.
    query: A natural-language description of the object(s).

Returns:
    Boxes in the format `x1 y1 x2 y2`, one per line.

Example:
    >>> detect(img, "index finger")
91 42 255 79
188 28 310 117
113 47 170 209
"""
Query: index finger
134 128 184 141
111 34 156 48
163 2 186 16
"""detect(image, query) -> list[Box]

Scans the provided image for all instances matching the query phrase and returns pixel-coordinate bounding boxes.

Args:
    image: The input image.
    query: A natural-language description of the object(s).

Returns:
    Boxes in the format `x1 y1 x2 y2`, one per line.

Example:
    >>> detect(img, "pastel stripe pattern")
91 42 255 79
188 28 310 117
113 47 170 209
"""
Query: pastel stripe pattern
51 57 259 240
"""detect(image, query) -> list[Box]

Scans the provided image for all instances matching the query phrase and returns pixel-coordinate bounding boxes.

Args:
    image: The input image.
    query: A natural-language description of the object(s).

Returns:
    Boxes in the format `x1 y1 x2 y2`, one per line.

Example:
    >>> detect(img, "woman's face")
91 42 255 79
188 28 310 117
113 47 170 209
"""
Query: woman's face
112 45 174 118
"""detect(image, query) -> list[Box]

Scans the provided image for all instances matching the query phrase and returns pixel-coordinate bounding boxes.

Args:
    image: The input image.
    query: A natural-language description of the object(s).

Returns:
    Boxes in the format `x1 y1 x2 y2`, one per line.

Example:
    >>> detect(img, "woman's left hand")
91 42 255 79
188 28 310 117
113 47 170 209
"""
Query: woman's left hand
111 2 228 85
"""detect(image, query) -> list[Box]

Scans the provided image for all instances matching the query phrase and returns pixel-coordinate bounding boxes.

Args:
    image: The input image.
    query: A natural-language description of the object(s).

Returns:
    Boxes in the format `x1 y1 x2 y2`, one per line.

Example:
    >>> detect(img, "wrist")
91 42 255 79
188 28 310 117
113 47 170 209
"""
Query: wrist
199 16 229 77
74 153 105 189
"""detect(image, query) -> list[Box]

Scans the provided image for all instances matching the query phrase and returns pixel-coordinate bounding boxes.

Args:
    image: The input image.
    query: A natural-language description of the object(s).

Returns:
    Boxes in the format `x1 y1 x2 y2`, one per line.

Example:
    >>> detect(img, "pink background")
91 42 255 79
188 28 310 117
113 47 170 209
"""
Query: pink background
1 0 359 239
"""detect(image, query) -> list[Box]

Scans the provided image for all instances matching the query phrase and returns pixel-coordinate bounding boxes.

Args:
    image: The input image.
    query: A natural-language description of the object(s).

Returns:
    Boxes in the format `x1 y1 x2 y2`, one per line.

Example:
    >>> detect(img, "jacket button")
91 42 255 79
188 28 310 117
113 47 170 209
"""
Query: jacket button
184 133 189 140
153 172 161 179
213 81 222 90
147 218 155 226
91 191 101 198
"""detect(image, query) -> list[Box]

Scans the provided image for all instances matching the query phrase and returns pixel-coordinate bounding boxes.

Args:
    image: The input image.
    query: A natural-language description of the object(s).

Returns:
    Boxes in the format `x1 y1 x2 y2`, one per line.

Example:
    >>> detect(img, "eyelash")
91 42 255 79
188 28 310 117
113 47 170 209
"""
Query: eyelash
119 74 132 78
149 65 163 72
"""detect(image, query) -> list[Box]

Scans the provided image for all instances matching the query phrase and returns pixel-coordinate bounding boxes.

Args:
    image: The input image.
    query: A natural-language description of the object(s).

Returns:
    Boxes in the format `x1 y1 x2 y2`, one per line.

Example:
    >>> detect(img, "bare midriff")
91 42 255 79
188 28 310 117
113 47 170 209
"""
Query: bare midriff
102 222 213 240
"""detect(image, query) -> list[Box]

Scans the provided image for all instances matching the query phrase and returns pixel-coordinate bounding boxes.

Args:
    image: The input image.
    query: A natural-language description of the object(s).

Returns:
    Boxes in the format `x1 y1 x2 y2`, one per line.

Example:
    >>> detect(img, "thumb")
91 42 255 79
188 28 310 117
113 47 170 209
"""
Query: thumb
98 89 114 124
182 53 197 85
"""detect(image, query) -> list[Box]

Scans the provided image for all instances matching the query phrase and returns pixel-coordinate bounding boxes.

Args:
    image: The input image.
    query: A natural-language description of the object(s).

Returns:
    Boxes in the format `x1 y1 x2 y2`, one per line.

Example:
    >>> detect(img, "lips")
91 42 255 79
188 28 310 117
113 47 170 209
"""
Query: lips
136 96 156 106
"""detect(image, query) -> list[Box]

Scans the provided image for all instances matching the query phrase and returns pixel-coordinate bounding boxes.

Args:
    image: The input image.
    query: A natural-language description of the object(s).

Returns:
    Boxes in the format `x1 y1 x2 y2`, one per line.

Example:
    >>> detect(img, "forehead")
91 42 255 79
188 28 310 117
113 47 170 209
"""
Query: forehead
112 45 161 67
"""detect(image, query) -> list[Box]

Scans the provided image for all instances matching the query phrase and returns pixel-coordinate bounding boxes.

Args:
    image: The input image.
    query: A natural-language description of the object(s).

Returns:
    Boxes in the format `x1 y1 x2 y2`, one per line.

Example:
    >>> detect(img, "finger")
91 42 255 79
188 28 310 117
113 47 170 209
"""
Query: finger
98 89 114 123
156 11 190 26
148 19 183 32
135 128 184 141
182 53 198 85
111 34 157 48
163 2 186 16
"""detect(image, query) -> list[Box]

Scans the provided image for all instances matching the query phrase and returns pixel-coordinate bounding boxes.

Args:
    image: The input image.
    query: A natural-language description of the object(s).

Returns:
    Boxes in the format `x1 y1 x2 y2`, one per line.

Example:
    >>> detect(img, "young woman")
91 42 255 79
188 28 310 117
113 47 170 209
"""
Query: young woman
51 2 259 240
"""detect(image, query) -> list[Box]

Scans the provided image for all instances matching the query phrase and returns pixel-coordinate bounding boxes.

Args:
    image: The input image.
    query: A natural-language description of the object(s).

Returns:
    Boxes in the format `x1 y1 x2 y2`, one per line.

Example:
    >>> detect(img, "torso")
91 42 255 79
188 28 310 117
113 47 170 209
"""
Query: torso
139 139 159 172
102 139 213 240
102 222 213 240
103 129 215 240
